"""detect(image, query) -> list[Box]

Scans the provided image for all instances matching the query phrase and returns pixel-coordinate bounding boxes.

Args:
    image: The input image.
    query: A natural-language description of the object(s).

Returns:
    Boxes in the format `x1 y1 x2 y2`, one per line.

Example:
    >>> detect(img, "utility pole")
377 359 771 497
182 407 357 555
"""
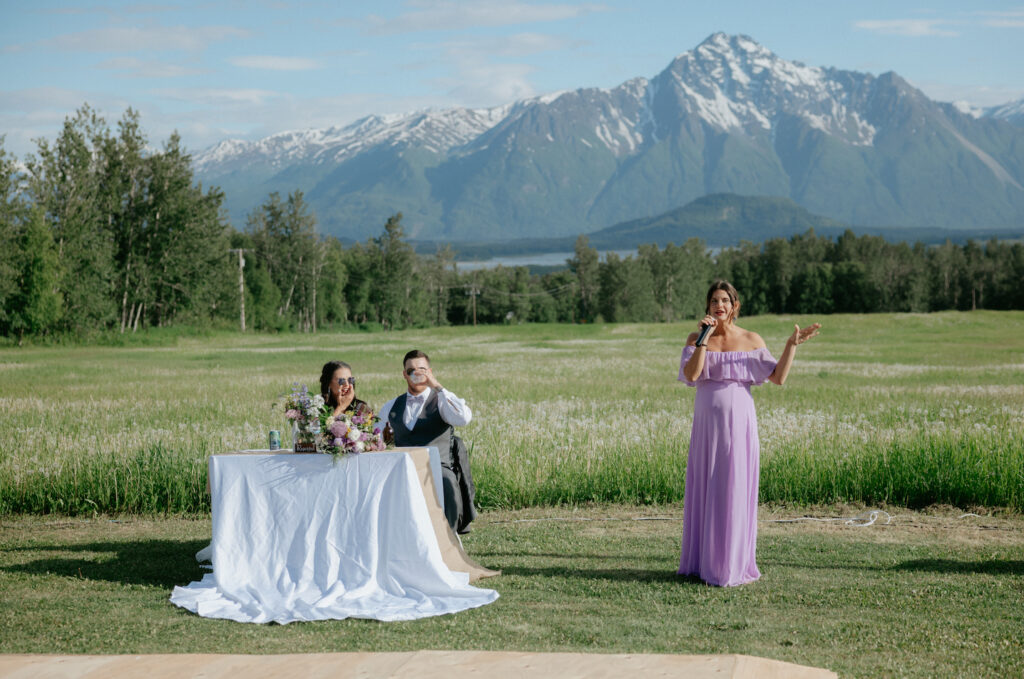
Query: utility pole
229 248 251 331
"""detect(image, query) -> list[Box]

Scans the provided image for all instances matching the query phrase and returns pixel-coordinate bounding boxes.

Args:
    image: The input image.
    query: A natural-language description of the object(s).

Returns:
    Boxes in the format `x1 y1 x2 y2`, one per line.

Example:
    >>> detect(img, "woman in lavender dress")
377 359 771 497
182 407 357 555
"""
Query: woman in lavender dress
678 281 820 586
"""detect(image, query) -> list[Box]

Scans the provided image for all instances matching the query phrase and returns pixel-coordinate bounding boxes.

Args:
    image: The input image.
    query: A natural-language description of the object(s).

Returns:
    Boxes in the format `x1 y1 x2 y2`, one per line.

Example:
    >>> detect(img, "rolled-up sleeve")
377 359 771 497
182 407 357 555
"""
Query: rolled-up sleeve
437 388 472 426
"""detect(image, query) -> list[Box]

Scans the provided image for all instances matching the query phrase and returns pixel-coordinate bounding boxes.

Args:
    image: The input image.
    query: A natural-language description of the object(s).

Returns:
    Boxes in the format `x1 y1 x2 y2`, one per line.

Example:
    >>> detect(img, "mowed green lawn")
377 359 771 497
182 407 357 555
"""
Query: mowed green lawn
1 506 1022 679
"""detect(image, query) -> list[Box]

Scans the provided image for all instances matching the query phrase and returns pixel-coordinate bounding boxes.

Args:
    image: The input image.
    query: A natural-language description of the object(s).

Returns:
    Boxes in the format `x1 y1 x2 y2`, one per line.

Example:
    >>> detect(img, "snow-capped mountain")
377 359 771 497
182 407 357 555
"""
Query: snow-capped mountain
193 106 515 174
193 33 1024 241
985 97 1024 126
651 33 876 144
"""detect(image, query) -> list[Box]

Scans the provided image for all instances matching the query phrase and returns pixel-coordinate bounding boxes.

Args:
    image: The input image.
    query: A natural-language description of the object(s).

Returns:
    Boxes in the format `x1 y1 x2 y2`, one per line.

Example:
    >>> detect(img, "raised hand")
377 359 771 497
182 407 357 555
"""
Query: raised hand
423 366 442 390
788 323 821 346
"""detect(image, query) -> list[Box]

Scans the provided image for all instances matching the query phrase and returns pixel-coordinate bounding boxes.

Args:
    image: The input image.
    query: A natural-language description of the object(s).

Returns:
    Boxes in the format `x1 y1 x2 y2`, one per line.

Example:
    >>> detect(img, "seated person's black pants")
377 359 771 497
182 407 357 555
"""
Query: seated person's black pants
441 466 463 533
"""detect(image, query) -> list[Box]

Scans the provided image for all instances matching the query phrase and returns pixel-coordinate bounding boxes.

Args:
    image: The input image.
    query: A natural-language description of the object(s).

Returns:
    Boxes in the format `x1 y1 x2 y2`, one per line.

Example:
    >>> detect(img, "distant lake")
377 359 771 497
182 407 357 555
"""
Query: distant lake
455 246 723 271
456 249 638 271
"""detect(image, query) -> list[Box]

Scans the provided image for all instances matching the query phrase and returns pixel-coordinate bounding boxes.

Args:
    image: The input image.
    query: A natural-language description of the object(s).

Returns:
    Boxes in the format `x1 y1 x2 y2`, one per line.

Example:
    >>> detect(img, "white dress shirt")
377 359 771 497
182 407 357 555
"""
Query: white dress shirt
377 386 472 433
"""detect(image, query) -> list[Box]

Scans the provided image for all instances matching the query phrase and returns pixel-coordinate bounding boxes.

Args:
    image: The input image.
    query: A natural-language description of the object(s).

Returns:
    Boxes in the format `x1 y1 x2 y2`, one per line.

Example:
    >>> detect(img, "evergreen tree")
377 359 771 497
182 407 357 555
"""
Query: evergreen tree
598 254 658 322
568 235 599 322
960 240 993 311
539 269 578 322
715 241 769 315
791 262 834 314
317 237 349 328
832 261 872 312
761 237 795 313
0 140 24 333
249 190 319 329
928 241 965 310
100 109 150 332
421 245 455 327
341 241 377 325
10 205 63 339
373 213 424 329
141 133 233 328
26 105 116 333
245 264 284 331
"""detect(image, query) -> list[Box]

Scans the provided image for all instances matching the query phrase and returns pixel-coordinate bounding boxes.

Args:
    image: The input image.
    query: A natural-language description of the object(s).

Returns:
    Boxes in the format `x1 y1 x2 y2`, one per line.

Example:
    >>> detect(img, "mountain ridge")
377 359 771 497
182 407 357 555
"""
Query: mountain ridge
193 32 1024 241
415 193 1023 261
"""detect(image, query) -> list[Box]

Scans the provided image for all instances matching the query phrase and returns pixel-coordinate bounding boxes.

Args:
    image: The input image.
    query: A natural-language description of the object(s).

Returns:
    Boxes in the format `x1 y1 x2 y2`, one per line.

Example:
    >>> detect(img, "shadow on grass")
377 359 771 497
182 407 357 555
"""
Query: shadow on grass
1 539 208 588
472 550 624 560
758 557 1024 577
893 558 1024 575
497 564 688 584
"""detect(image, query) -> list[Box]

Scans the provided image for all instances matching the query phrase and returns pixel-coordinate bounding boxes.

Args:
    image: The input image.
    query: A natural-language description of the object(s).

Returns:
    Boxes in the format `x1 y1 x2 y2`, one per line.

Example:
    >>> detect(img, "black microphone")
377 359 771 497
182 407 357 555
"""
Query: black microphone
695 322 713 347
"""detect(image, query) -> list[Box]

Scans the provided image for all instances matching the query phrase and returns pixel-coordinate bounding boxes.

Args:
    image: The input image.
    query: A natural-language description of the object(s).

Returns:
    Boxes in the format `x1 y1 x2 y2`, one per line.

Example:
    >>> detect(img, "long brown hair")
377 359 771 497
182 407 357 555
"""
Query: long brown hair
705 280 740 319
320 360 353 408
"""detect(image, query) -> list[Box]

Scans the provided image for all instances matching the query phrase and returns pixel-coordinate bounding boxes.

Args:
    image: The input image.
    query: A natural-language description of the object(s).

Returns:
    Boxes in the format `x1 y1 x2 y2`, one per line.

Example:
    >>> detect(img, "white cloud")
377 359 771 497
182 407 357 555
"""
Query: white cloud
44 25 250 52
97 57 203 78
410 31 583 106
153 87 283 107
970 8 1024 27
229 56 322 71
0 87 107 114
367 0 606 34
0 88 135 158
853 19 958 37
40 4 184 16
435 32 581 58
436 62 538 106
981 18 1024 27
910 79 1024 108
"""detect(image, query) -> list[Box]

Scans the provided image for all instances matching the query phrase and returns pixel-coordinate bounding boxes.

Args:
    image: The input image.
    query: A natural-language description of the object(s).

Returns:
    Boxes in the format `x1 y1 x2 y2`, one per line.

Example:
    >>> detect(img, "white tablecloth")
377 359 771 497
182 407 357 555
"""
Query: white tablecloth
170 452 498 623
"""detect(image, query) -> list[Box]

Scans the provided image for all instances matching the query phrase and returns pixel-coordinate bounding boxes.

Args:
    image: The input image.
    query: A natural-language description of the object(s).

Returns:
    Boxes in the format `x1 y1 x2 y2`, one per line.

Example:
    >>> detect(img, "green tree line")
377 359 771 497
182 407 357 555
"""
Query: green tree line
3 107 1023 340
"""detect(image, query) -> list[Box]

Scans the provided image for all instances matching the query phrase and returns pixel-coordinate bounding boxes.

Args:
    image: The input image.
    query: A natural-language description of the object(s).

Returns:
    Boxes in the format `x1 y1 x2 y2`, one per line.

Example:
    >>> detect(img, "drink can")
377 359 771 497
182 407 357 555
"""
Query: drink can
268 430 281 451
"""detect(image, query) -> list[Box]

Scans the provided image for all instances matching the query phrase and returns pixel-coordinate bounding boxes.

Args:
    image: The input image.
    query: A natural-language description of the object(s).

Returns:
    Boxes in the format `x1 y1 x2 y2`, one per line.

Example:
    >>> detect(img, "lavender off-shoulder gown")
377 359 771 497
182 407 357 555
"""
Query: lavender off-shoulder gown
677 346 777 586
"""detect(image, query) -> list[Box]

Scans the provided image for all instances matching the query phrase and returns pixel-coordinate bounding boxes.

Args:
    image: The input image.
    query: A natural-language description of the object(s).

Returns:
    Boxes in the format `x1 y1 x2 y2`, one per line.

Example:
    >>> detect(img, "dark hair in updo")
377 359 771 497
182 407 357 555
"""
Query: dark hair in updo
320 360 353 408
705 280 740 318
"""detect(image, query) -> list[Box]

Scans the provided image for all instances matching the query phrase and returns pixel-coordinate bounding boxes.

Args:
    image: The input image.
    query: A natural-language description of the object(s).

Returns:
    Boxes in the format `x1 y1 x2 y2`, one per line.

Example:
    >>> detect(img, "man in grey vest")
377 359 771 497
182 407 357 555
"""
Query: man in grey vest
378 350 477 534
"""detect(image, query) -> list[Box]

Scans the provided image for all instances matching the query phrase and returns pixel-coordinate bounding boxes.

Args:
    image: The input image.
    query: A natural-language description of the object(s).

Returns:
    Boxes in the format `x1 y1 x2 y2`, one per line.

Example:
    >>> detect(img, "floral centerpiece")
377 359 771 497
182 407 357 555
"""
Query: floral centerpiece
319 405 387 456
281 383 325 452
281 383 386 456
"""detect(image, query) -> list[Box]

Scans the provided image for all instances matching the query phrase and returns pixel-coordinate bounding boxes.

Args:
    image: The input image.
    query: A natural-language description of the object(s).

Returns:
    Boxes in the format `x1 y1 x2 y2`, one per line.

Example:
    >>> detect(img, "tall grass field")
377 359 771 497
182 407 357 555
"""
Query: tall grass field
2 311 1022 515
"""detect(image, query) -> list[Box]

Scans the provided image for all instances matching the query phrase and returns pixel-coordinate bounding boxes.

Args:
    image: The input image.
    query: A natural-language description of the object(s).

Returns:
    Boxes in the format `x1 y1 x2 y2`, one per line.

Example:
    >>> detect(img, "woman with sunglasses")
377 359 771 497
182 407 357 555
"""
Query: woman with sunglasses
319 360 371 417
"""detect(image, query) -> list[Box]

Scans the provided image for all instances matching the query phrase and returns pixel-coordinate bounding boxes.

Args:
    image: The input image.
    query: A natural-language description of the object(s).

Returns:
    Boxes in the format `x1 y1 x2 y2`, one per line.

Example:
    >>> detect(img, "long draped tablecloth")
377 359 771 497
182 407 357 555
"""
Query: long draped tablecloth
170 451 498 623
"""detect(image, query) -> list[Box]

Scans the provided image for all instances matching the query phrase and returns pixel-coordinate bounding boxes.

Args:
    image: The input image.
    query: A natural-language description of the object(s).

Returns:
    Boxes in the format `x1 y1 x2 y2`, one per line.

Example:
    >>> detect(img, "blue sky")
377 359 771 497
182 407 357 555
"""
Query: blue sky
2 1 1022 159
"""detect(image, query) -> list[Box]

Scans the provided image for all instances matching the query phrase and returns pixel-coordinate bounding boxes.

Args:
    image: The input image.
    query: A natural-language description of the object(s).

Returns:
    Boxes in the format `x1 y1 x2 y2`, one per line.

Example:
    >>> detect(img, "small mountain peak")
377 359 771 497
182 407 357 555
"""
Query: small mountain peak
694 32 770 57
698 32 730 47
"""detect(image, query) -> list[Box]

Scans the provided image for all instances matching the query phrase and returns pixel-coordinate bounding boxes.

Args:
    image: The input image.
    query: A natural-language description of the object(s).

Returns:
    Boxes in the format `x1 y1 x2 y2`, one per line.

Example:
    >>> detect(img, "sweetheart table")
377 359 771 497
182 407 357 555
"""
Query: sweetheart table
170 447 498 623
